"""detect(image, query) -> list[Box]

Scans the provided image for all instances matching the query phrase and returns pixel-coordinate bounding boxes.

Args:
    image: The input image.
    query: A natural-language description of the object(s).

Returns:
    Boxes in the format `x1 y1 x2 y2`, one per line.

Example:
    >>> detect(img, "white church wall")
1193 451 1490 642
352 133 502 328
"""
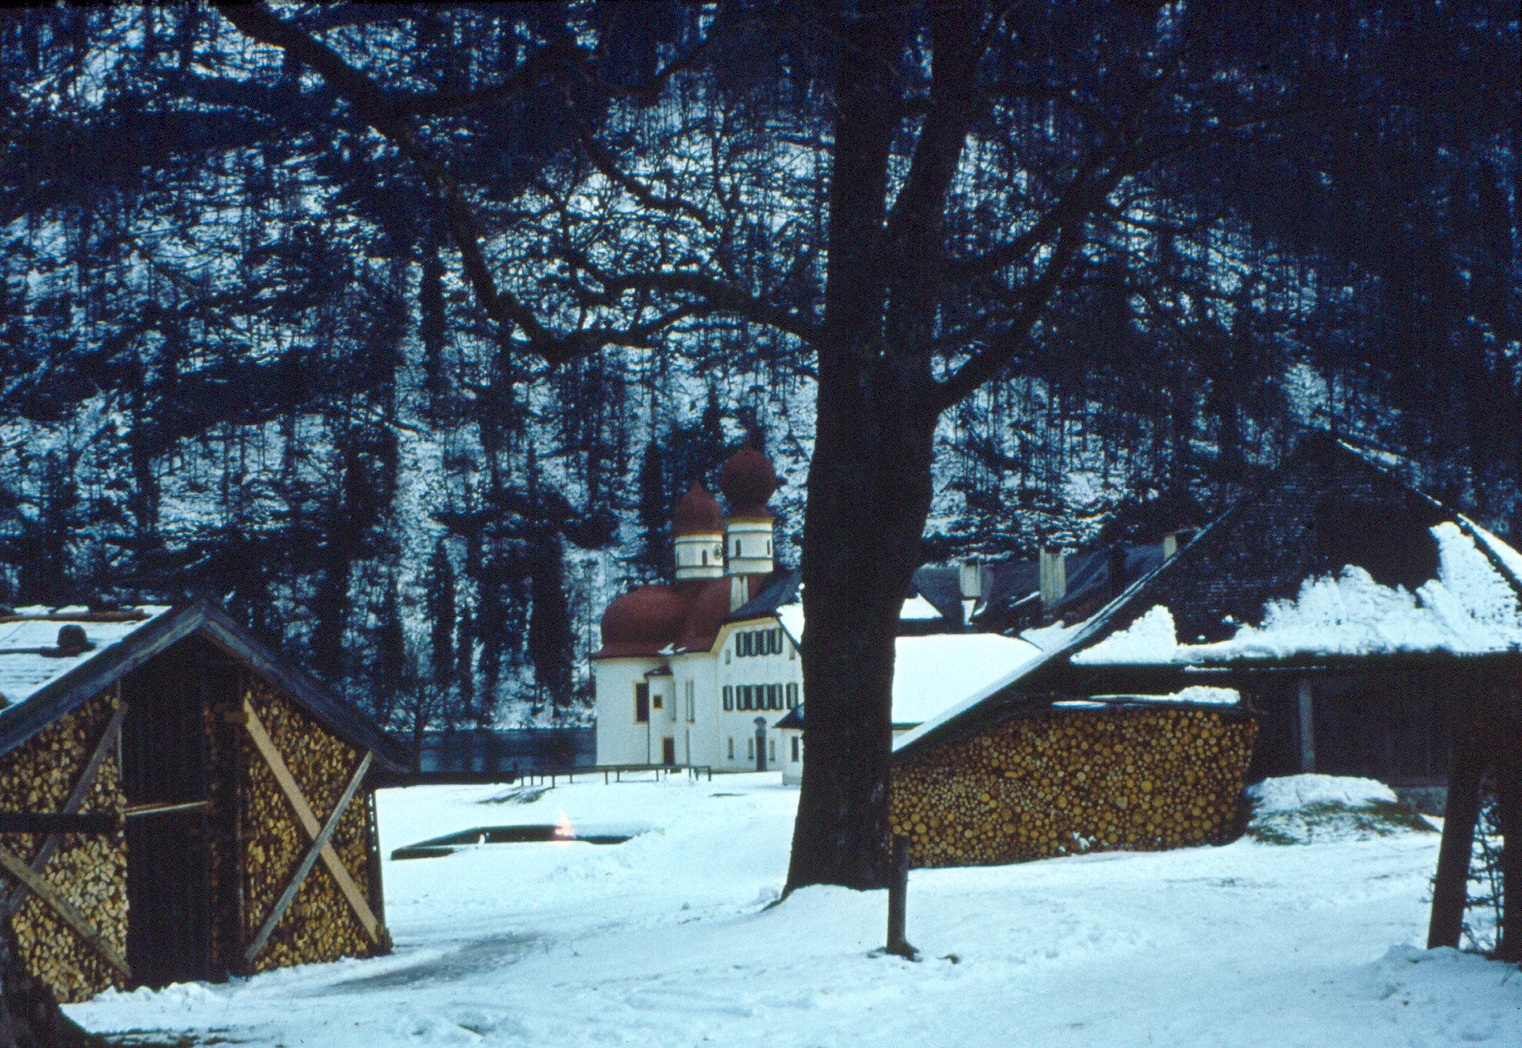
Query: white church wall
593 658 662 765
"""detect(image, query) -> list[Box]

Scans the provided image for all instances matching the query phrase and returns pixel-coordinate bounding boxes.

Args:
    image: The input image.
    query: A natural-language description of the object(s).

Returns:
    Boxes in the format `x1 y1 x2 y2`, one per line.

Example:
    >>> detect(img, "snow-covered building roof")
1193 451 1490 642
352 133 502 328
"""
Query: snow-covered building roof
892 633 1042 725
895 433 1522 760
771 632 1043 735
0 606 172 709
0 601 408 768
729 561 982 646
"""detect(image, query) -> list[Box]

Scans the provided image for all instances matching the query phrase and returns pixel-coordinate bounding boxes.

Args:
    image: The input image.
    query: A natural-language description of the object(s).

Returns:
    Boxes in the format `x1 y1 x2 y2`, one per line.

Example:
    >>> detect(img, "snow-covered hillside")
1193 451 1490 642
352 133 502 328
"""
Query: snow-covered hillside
66 774 1520 1047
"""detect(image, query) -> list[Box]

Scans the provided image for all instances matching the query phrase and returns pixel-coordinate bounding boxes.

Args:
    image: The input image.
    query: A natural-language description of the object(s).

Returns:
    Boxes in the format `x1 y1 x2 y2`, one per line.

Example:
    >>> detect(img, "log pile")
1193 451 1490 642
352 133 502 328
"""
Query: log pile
891 704 1257 868
239 678 376 973
0 691 127 1003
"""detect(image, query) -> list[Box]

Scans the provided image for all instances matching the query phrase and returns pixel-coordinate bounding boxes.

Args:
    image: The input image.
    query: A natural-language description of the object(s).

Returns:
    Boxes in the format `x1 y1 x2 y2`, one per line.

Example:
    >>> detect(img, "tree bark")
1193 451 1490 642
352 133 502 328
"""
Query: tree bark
0 918 104 1048
785 3 978 893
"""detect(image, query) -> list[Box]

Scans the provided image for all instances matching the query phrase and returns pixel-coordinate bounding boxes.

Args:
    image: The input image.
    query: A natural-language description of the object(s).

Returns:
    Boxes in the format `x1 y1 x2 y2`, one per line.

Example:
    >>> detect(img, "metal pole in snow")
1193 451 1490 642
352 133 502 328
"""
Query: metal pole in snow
886 835 917 959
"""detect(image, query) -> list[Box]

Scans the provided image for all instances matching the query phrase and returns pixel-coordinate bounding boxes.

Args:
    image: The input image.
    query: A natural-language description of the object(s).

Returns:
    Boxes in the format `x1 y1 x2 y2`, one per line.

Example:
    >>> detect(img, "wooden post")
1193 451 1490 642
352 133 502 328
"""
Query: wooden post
885 835 916 959
1494 710 1521 962
1297 678 1316 773
1428 700 1486 950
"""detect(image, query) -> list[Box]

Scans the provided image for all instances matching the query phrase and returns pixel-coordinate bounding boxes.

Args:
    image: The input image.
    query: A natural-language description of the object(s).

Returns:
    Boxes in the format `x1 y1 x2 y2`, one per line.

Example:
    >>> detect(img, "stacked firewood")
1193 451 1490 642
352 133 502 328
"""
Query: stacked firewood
892 704 1257 868
0 692 127 1003
239 679 375 973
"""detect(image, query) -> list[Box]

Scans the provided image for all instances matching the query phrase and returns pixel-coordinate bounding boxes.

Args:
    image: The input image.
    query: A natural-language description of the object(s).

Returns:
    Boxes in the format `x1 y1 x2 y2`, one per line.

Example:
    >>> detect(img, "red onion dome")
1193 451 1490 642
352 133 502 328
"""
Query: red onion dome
675 577 734 652
672 483 724 537
598 584 688 655
719 447 779 515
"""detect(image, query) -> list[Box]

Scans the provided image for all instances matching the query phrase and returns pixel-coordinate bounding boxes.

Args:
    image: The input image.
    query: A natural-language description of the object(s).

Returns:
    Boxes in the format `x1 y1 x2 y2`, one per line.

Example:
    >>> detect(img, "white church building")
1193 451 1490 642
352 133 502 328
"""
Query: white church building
592 447 1044 777
592 447 804 772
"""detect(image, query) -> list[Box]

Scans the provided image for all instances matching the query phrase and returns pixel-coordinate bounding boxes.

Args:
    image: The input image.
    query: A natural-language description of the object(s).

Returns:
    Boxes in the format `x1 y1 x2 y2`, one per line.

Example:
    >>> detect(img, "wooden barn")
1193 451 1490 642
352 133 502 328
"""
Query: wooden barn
892 434 1521 952
0 600 408 1001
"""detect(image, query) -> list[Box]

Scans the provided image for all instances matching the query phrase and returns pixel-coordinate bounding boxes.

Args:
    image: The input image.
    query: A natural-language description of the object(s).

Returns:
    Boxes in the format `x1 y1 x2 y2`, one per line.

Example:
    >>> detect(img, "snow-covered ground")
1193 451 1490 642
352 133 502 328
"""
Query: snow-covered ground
69 774 1521 1047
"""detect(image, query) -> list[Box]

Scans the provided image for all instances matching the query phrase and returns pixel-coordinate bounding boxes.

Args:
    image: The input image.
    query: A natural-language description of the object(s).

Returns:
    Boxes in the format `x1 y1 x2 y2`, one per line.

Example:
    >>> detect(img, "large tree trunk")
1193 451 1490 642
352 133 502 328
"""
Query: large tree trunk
785 2 978 893
0 919 103 1048
788 370 937 891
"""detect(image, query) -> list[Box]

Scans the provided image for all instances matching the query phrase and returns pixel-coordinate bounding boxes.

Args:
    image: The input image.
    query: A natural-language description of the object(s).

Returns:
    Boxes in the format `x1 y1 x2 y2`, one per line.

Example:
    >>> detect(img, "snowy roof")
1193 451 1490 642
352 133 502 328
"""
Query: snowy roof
1073 522 1522 665
736 565 971 644
891 633 1042 726
0 601 409 769
0 607 171 708
898 595 943 621
766 633 1042 735
895 434 1522 761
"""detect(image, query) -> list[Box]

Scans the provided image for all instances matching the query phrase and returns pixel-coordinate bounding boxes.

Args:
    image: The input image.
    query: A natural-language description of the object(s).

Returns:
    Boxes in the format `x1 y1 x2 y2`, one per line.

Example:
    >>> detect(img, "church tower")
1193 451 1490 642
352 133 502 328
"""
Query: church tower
672 483 725 581
719 447 779 609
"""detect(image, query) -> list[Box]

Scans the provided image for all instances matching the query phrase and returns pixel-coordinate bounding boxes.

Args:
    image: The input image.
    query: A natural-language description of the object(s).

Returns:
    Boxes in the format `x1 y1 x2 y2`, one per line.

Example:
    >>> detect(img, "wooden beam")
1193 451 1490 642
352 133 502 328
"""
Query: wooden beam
244 751 371 965
1297 678 1316 773
0 814 117 834
122 800 210 819
0 843 131 980
5 700 127 918
240 698 382 942
1495 716 1522 962
1428 700 1486 949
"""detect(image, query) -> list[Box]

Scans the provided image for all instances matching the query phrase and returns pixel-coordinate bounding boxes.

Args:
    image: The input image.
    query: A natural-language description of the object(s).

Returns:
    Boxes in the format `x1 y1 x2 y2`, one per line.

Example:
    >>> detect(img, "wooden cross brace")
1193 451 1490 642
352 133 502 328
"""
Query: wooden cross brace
0 699 131 981
0 843 131 981
237 698 381 964
4 701 127 919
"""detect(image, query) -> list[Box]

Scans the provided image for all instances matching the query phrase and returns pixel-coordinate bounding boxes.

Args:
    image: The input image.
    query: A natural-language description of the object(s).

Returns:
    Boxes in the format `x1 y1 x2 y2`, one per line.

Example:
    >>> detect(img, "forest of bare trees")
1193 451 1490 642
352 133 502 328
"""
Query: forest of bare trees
0 2 1516 889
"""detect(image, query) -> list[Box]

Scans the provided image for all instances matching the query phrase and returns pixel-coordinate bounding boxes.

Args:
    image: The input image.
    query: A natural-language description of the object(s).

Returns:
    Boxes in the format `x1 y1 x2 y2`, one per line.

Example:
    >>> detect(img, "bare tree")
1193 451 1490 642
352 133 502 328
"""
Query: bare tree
204 0 1496 890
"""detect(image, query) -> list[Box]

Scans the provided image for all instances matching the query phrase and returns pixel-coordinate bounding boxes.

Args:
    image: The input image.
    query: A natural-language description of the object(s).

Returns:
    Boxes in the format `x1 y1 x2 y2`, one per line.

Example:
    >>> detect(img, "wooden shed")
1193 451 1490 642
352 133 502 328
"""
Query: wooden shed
0 601 408 1001
893 435 1521 954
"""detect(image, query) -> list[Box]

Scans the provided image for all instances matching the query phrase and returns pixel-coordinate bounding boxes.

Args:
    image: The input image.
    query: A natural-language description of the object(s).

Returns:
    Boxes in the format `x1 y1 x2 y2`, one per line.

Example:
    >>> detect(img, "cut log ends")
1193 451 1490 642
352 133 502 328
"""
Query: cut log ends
891 706 1258 869
240 681 379 973
0 691 128 1004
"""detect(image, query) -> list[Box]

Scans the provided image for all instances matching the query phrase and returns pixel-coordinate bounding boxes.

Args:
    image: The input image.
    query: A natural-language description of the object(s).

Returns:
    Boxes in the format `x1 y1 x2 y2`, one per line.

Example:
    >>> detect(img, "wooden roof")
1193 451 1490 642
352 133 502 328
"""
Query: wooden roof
0 600 408 771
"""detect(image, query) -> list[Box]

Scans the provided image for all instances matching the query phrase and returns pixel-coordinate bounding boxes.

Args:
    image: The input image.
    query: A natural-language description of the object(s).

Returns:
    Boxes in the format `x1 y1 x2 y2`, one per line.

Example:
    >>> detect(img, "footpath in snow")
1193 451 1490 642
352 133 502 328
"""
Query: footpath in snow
68 772 1521 1047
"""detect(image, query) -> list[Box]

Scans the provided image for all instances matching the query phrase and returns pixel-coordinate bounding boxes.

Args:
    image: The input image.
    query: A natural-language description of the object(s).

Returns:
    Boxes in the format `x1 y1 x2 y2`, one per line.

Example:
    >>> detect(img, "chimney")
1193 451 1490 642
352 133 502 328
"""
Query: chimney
1108 544 1129 600
958 559 985 628
1039 547 1066 609
1162 529 1196 560
958 560 985 601
54 624 89 656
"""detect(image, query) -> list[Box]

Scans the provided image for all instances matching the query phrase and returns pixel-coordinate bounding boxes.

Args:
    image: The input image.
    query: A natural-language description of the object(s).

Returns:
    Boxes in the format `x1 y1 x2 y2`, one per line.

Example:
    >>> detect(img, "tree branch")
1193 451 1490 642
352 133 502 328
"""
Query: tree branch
395 35 579 115
565 249 821 345
211 1 593 364
564 104 719 232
